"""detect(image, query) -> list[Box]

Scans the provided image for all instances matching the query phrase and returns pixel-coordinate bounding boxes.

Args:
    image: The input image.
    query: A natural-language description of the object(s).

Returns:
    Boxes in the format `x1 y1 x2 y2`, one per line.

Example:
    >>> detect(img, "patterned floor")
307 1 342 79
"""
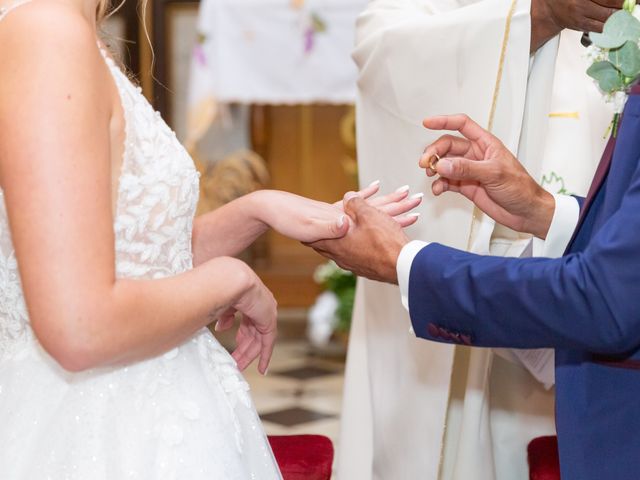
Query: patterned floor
216 311 347 473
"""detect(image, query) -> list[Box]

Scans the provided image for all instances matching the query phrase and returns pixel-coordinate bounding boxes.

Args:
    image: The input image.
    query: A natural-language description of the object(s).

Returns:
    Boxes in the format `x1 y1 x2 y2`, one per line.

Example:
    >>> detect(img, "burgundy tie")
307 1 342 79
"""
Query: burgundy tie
565 84 640 250
578 135 615 221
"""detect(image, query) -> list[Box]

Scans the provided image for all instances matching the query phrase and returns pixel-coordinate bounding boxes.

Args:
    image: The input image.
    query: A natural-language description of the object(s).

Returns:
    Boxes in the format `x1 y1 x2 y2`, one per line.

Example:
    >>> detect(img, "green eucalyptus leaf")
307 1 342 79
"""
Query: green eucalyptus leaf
609 40 640 77
624 0 637 12
587 60 624 92
590 10 640 49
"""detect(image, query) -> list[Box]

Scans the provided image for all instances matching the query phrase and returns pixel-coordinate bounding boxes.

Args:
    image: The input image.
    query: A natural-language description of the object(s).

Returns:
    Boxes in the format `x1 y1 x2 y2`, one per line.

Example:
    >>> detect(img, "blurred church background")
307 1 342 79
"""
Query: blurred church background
100 1 364 469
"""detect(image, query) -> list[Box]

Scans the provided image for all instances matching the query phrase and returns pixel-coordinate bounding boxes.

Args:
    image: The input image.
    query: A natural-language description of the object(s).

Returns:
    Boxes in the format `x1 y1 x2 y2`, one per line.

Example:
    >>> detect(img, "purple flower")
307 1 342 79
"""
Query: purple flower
193 44 207 67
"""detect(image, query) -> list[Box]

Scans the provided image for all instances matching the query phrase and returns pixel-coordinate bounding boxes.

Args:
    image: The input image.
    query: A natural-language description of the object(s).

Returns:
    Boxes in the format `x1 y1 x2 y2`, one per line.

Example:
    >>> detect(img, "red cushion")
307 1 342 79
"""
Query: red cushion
528 436 561 480
268 435 334 480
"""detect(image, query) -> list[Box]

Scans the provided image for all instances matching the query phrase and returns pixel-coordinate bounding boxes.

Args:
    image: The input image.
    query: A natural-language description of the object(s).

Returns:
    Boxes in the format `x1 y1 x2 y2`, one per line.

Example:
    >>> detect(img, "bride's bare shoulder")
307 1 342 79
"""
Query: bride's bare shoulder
0 0 98 67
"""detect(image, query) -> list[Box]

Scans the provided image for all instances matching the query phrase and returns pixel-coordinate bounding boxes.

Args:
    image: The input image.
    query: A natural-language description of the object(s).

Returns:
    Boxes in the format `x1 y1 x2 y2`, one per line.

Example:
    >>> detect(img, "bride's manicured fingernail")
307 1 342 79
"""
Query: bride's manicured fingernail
337 215 346 228
411 193 424 200
368 180 381 187
395 185 410 193
407 212 421 218
263 368 269 376
214 321 220 331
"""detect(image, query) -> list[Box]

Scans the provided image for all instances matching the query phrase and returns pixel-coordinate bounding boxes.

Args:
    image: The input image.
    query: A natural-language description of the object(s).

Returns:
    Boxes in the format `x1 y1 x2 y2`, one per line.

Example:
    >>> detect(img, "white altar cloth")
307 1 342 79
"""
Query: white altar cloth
187 0 367 146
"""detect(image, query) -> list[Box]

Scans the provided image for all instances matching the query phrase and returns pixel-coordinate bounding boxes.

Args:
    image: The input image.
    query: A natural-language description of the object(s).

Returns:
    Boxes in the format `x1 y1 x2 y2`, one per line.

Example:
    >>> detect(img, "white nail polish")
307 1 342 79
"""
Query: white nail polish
407 212 421 218
337 215 345 228
395 185 410 193
411 193 425 200
368 180 381 187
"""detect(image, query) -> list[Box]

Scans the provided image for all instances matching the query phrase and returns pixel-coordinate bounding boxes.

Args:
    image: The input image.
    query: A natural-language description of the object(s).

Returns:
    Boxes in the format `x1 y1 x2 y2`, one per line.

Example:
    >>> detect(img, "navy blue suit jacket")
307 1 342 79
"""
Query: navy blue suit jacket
408 93 640 479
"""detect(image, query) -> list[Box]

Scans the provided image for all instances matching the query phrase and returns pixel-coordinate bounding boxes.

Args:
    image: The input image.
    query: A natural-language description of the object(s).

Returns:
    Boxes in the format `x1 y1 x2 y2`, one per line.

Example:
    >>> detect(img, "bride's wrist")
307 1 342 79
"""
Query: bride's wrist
243 190 274 232
247 190 282 230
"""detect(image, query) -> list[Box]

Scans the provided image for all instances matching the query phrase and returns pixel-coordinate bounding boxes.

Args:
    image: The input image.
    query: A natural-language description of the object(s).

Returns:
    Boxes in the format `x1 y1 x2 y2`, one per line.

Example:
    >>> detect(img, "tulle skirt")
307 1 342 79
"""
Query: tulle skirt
0 328 282 479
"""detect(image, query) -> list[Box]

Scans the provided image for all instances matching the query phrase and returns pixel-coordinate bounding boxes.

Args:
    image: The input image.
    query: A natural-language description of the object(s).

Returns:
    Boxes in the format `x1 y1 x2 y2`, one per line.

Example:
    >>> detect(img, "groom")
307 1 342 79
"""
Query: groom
310 101 640 479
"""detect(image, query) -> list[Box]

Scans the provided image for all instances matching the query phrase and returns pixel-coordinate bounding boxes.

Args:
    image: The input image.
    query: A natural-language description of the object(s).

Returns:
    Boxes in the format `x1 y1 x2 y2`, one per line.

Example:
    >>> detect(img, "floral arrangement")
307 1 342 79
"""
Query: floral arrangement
586 0 640 135
307 261 356 347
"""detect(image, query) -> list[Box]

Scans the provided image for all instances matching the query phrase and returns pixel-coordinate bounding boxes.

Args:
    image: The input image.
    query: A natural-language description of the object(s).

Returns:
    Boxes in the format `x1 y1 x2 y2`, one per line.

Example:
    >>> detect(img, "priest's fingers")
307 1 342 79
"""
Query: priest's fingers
585 3 618 23
591 0 623 9
435 156 495 183
423 114 488 143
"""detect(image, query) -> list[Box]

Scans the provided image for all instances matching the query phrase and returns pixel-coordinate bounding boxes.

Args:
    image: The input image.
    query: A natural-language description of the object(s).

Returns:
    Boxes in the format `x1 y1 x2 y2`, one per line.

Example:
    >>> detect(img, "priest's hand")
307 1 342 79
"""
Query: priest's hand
421 114 555 240
530 0 622 52
307 194 410 284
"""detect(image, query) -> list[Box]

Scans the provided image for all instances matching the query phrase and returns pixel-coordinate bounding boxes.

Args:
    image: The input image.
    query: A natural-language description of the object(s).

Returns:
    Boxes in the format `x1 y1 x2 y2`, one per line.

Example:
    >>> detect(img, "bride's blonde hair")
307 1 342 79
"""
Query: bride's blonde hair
96 0 110 23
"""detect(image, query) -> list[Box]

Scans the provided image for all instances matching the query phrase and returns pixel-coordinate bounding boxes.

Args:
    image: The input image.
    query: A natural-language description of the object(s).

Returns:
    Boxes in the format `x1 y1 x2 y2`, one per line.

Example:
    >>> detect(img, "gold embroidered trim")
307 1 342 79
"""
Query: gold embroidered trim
549 111 580 119
465 0 518 253
487 0 519 132
440 2 519 478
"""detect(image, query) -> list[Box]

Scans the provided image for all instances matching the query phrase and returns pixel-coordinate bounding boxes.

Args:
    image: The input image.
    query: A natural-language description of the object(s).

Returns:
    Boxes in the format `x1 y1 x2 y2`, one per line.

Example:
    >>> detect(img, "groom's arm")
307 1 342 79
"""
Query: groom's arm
311 186 639 355
404 177 639 353
397 193 582 310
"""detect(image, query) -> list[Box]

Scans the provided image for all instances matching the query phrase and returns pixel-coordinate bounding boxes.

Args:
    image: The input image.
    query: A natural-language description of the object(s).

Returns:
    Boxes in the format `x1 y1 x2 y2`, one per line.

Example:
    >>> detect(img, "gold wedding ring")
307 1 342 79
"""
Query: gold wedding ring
427 154 440 174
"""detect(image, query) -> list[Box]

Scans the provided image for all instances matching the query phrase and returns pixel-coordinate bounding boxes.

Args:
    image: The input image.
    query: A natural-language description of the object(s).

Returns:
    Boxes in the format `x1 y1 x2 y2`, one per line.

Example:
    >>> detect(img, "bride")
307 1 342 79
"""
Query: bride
0 0 421 478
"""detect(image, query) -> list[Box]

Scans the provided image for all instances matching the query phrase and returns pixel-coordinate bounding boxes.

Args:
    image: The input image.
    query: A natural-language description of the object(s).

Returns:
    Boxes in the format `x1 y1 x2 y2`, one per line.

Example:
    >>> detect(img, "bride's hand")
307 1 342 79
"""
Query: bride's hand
252 184 423 244
334 181 424 228
214 265 278 374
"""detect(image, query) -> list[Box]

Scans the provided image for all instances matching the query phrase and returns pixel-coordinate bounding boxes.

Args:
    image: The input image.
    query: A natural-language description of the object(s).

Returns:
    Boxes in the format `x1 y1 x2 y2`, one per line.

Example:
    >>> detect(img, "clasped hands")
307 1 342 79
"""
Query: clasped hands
308 114 556 284
218 113 555 372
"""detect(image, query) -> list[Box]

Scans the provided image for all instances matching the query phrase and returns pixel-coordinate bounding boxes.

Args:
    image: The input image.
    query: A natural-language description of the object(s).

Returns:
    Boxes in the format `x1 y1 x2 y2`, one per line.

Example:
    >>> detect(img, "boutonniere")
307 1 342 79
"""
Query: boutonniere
586 0 640 136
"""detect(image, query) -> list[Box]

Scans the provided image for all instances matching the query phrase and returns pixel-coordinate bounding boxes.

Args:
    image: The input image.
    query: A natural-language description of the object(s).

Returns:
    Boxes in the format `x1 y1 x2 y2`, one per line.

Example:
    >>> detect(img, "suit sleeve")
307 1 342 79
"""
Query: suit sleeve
408 170 640 354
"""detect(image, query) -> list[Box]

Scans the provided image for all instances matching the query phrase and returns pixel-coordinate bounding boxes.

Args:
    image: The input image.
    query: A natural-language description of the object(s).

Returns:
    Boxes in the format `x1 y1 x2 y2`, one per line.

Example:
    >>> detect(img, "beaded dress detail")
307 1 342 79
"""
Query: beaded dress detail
0 3 281 478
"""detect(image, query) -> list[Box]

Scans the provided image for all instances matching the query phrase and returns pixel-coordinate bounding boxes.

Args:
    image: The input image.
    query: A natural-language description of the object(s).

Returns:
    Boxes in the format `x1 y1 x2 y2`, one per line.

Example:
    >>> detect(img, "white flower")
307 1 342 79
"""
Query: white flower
307 291 339 347
313 260 351 284
607 90 629 113
584 44 605 63
633 4 640 22
313 260 339 284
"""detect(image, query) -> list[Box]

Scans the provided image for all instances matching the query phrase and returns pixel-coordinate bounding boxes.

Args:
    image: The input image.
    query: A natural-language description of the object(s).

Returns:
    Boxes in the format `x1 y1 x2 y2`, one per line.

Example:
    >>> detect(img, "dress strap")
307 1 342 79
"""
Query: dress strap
0 0 34 21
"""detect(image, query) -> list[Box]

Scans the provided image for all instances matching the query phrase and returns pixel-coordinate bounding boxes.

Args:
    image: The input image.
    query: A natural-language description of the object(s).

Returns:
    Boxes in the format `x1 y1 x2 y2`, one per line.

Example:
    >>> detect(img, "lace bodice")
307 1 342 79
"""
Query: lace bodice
0 42 200 357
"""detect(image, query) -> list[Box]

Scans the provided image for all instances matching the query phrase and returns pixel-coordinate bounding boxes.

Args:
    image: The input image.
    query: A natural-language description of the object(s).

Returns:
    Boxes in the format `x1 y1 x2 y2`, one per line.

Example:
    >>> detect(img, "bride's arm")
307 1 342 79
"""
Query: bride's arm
192 187 423 266
191 191 346 267
0 6 275 374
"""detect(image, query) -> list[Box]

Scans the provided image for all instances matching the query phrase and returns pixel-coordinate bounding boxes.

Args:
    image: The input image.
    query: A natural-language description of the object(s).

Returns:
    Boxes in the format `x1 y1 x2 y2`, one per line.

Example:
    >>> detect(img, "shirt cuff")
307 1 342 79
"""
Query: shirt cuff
397 240 429 311
532 194 580 258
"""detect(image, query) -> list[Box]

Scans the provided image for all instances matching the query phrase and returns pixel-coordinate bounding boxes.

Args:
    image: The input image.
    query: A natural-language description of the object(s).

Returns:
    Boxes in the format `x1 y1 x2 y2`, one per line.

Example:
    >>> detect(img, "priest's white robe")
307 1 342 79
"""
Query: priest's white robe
337 0 613 478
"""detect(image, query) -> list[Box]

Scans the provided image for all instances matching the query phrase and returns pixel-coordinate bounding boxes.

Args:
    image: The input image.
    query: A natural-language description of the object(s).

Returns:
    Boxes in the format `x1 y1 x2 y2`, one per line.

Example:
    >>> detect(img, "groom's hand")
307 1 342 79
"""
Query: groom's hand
421 114 555 239
531 0 622 52
308 194 409 284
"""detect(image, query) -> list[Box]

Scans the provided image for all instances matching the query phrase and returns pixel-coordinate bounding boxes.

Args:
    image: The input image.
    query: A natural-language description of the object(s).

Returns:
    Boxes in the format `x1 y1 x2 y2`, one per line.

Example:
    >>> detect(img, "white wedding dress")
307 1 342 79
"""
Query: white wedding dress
0 3 281 478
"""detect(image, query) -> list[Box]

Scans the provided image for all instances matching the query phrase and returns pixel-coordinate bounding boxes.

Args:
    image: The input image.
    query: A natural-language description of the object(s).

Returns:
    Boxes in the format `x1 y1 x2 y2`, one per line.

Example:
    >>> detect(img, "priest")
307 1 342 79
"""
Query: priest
336 0 618 478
